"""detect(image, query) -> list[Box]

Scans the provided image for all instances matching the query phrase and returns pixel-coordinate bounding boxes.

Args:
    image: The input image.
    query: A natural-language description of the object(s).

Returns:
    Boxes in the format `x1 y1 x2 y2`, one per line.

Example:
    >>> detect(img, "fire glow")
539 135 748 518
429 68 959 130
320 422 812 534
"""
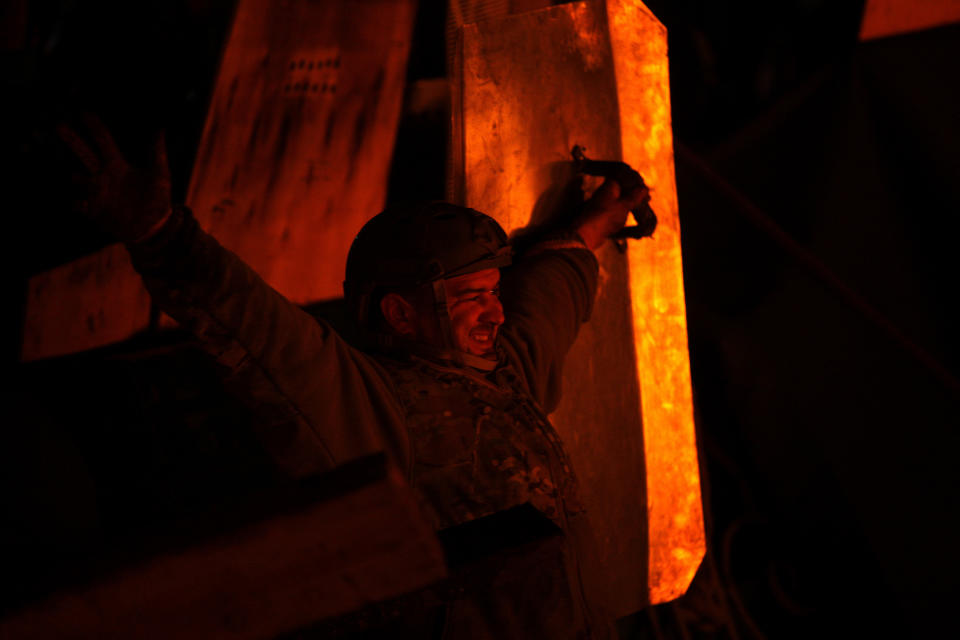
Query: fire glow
609 0 705 603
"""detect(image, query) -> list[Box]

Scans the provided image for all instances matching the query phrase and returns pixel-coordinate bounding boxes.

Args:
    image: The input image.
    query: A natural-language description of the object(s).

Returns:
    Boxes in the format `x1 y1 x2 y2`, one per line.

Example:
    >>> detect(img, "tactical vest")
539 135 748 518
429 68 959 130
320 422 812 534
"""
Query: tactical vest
381 353 585 531
371 353 613 639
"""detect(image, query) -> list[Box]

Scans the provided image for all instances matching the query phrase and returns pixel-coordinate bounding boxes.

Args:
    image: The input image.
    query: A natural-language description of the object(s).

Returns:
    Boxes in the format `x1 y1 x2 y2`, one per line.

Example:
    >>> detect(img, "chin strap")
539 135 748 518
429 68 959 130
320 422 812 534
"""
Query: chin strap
371 332 498 372
454 350 500 372
418 343 499 372
431 279 455 353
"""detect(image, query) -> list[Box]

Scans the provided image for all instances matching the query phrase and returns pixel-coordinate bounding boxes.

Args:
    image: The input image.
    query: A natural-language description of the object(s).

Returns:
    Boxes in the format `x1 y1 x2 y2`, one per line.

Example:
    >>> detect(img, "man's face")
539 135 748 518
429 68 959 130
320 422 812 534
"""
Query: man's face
441 268 504 358
386 267 505 359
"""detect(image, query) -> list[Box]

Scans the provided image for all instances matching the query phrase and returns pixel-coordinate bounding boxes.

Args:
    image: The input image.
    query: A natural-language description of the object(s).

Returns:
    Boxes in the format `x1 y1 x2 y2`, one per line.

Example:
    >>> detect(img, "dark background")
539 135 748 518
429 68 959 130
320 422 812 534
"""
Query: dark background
2 1 958 638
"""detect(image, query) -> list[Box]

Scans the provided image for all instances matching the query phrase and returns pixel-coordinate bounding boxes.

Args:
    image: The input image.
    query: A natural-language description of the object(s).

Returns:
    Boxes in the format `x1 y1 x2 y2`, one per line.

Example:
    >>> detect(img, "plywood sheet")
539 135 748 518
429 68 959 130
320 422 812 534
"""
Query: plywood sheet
453 0 703 614
21 244 152 361
22 0 415 360
187 0 416 304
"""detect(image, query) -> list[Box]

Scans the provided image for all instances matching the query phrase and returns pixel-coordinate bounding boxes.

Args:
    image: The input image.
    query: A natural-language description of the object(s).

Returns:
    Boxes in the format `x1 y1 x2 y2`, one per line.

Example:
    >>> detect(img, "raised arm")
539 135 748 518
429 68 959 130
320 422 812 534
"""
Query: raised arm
499 176 649 412
58 117 410 477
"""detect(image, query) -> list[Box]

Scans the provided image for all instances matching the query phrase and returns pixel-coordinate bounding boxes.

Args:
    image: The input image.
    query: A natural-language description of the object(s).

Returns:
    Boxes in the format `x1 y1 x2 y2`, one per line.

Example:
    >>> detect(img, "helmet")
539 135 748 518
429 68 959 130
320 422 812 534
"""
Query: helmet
343 202 512 368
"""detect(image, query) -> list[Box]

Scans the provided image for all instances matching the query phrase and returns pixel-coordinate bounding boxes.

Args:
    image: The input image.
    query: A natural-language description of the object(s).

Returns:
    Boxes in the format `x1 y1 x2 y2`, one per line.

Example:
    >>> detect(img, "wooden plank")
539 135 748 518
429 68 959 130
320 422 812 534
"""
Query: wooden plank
21 244 152 361
0 455 447 640
187 0 416 304
21 0 416 361
453 0 703 615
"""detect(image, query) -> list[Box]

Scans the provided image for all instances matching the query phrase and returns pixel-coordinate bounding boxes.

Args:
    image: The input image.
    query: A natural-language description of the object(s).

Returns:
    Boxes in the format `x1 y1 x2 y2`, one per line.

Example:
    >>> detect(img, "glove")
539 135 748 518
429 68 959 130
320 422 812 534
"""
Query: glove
57 114 173 244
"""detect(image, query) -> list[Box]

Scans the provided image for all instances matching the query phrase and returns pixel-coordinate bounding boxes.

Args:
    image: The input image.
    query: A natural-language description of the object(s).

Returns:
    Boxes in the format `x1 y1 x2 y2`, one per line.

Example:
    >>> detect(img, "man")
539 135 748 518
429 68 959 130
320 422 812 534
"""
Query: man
60 117 649 638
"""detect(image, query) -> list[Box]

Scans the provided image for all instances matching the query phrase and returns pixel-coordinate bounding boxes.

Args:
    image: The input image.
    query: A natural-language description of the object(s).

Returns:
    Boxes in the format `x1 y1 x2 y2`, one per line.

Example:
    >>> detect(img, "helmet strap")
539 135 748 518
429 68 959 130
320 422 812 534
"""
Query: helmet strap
369 332 498 373
431 279 456 354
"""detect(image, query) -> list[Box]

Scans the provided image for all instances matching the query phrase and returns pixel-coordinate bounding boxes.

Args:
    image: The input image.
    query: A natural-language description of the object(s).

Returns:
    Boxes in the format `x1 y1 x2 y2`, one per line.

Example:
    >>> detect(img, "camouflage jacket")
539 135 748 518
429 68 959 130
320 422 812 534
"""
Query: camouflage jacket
130 208 611 639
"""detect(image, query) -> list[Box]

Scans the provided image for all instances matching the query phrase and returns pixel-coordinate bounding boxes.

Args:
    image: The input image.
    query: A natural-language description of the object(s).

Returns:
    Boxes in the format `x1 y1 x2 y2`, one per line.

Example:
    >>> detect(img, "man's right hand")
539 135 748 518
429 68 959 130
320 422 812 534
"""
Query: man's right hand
57 114 173 244
574 177 650 251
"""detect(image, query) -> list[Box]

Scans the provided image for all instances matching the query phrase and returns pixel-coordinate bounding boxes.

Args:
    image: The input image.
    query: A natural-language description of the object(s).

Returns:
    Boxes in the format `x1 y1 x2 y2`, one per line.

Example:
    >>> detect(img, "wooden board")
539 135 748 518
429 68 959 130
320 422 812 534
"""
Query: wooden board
452 0 703 615
21 244 152 361
186 0 416 304
0 455 447 640
21 0 416 361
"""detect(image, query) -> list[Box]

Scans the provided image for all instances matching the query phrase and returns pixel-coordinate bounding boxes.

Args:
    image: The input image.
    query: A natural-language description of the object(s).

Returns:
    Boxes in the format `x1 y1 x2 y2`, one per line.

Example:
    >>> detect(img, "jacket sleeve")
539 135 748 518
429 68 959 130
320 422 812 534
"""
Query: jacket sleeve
127 207 410 478
499 236 599 413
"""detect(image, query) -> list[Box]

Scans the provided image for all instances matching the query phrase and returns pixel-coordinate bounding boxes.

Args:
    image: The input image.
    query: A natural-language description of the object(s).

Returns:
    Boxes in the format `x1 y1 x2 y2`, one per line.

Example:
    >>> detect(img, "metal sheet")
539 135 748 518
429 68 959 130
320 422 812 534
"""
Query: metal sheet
607 0 704 604
453 0 703 614
21 0 415 360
